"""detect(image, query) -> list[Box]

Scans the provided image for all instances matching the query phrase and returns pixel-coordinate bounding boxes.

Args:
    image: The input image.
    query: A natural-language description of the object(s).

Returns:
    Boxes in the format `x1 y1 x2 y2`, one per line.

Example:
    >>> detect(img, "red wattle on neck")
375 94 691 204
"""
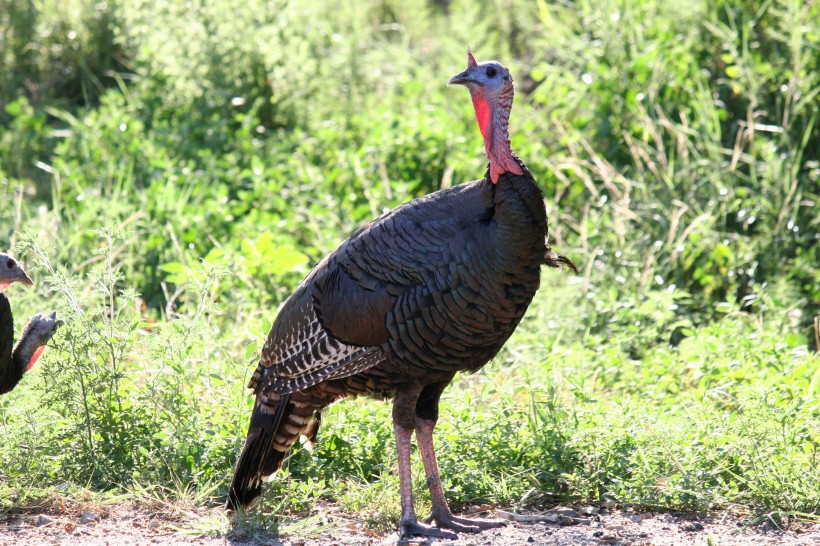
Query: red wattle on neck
470 93 492 143
469 88 523 183
26 346 45 372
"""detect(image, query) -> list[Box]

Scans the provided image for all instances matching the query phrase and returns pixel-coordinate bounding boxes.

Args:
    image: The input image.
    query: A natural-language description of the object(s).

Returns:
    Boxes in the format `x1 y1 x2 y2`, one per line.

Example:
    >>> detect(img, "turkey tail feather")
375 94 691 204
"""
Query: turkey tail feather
227 394 291 510
227 390 329 510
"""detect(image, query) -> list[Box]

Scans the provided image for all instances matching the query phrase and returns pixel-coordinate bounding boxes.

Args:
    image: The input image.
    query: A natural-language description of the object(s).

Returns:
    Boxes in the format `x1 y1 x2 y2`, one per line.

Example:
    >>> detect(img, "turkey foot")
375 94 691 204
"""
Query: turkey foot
415 418 507 534
400 518 458 540
394 417 458 541
424 509 507 533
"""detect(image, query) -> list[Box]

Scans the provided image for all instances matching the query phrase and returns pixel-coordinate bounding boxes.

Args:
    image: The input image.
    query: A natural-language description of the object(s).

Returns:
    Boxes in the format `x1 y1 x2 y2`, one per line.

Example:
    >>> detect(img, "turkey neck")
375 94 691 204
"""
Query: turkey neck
470 85 523 184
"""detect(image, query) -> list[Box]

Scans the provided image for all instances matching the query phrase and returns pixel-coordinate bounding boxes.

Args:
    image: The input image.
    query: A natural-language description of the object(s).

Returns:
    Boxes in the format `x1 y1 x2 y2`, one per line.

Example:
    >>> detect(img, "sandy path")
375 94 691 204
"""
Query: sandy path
2 505 818 545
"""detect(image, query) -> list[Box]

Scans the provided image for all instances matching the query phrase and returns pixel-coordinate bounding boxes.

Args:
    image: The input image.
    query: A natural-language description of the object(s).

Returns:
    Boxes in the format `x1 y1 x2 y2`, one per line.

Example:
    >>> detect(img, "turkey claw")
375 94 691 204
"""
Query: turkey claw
425 511 507 533
400 519 458 540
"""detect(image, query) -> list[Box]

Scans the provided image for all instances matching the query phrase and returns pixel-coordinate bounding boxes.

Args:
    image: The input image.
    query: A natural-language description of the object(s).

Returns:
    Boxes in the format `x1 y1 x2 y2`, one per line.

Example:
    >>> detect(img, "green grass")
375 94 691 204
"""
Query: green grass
0 0 818 534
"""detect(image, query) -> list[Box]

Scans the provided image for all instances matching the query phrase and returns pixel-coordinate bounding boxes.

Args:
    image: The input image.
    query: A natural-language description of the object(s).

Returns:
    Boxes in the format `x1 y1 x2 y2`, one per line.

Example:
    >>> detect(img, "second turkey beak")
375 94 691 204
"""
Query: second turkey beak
448 70 476 86
18 270 33 286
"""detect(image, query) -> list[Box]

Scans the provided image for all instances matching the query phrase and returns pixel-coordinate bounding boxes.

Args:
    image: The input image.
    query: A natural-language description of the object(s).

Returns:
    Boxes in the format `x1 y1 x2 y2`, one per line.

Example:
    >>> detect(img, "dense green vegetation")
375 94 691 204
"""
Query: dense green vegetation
0 0 818 532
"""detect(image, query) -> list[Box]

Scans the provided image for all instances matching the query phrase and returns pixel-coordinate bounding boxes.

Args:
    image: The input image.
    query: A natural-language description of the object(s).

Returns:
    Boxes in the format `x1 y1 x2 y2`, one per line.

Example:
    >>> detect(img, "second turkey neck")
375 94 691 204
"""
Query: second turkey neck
470 84 522 183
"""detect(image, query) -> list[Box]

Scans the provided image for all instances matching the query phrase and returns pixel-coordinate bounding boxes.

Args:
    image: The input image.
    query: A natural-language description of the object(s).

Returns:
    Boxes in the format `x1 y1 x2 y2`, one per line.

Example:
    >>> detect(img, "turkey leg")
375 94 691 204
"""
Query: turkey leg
393 389 457 540
416 418 507 532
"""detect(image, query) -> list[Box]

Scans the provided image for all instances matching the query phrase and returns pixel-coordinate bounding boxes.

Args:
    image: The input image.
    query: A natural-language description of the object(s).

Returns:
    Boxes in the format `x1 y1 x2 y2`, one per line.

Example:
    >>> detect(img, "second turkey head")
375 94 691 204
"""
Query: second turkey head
18 311 62 373
449 52 523 184
0 253 33 293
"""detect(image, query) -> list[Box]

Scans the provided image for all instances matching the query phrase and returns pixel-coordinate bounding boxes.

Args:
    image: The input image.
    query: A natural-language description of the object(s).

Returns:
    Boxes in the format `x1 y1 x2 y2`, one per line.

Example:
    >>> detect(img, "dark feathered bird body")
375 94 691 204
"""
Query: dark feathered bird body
0 294 16 394
228 158 562 508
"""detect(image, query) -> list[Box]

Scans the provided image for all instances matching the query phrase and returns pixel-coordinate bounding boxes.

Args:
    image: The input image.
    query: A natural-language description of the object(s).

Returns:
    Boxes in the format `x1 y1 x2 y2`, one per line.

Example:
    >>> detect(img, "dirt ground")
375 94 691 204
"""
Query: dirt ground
2 504 819 546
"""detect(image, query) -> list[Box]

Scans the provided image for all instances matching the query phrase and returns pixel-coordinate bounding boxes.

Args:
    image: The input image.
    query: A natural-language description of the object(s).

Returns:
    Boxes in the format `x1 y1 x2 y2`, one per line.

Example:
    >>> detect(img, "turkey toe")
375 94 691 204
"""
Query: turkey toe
400 519 458 540
425 510 507 532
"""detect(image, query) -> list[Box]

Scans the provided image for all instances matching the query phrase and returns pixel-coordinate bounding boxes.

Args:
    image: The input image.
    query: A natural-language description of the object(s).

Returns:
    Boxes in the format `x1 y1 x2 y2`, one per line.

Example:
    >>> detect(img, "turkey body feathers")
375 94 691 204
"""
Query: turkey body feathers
0 294 15 394
255 163 544 393
229 162 561 509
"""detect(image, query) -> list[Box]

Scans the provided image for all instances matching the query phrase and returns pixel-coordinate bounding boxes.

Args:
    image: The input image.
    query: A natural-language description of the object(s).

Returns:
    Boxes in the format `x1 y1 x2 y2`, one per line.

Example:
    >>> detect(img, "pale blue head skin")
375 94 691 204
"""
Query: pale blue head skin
0 253 33 293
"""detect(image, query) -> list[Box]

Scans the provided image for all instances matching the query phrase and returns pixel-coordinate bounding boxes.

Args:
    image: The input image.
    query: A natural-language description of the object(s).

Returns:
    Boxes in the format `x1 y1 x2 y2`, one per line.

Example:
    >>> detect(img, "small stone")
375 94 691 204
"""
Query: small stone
630 515 642 523
527 537 535 543
579 506 600 516
601 497 617 509
598 535 621 544
230 529 249 540
559 515 576 525
681 521 704 532
148 519 161 529
36 515 53 526
79 512 99 525
551 506 580 518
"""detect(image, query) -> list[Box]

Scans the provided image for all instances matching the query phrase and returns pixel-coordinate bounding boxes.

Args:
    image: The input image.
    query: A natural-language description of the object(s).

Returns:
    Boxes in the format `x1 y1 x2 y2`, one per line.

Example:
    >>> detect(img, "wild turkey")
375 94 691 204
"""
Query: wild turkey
0 252 62 395
227 53 577 539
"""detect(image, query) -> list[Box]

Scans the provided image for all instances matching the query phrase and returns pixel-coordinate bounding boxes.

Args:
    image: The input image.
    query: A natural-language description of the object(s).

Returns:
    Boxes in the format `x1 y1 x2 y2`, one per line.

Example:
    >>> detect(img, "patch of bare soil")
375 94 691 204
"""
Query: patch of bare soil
1 504 819 546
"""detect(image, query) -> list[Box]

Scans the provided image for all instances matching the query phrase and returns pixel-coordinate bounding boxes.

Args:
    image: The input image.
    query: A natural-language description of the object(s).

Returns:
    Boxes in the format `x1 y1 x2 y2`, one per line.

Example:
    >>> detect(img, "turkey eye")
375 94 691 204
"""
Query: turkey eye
486 67 497 78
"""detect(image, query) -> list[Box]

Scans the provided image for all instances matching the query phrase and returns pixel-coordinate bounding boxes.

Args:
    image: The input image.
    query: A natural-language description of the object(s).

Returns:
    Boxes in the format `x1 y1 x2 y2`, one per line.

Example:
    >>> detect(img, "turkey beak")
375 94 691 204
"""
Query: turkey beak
18 270 33 286
448 70 476 86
